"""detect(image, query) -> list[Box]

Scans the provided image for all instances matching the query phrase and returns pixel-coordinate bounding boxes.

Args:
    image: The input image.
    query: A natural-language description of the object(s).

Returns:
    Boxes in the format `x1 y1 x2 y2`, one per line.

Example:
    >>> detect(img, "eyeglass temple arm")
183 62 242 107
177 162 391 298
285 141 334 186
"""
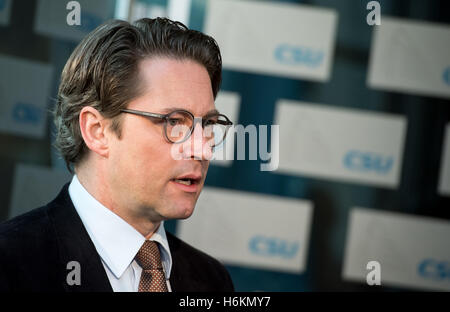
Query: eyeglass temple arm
120 109 167 120
121 108 233 126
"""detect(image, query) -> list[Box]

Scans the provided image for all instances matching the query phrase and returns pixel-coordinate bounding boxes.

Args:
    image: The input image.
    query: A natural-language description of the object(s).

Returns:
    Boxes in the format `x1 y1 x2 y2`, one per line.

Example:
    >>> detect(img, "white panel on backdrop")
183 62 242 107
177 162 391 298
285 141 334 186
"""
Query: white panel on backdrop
343 208 450 291
9 164 72 219
167 0 191 27
368 17 450 99
204 0 338 81
114 0 131 21
438 123 450 196
177 187 313 273
0 0 12 26
273 100 407 188
130 1 167 22
211 91 240 167
0 55 53 138
34 0 115 42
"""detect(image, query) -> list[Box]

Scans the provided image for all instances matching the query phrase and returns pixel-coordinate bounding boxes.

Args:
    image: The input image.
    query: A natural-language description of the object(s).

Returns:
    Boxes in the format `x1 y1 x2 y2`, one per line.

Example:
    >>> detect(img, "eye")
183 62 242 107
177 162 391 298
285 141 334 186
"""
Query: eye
168 118 181 126
204 119 217 126
204 115 220 126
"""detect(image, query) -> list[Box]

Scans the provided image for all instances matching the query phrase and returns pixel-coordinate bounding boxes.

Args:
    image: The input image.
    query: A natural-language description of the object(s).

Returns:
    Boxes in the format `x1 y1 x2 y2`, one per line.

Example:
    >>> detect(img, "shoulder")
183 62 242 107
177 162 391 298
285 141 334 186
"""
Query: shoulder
0 183 71 245
0 205 52 242
0 204 57 263
166 231 234 291
0 205 57 291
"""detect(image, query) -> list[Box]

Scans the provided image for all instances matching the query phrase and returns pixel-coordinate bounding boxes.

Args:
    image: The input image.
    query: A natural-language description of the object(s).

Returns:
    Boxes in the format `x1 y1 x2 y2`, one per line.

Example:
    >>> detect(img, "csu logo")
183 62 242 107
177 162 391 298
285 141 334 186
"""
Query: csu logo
443 66 450 86
249 235 299 259
12 102 42 125
418 259 450 281
343 150 393 174
274 44 324 67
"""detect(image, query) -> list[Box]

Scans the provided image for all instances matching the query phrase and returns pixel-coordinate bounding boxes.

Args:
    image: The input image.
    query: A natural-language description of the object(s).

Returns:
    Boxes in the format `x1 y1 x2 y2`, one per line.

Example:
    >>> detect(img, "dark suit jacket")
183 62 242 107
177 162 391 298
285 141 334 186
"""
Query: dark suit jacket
0 184 234 292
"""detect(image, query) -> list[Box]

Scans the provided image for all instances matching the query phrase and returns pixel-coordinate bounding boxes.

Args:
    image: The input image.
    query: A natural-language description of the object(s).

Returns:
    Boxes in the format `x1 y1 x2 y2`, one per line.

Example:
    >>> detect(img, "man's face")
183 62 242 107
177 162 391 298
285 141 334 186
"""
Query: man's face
107 57 215 223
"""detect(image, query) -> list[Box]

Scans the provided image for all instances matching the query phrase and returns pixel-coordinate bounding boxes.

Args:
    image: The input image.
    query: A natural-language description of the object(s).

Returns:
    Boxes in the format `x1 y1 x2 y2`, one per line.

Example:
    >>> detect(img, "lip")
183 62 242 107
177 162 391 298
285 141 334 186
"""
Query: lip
171 173 202 193
170 180 200 193
175 173 202 182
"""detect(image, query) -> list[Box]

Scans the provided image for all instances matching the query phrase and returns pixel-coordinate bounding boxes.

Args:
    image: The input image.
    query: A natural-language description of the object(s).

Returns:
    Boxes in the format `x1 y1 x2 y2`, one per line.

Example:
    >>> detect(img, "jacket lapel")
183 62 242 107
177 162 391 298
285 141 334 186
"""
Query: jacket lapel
167 233 180 291
167 232 205 292
47 184 113 292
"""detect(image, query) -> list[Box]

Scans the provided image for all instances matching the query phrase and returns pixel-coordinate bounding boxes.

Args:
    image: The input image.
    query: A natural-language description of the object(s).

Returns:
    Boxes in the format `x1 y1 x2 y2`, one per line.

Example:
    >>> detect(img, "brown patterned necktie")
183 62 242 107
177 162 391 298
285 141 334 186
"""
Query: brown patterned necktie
135 240 168 292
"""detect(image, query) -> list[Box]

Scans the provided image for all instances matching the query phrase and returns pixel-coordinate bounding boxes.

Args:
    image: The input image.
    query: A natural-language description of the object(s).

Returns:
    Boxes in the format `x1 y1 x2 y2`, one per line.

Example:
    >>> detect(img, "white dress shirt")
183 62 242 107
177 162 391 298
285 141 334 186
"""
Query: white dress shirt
68 175 172 292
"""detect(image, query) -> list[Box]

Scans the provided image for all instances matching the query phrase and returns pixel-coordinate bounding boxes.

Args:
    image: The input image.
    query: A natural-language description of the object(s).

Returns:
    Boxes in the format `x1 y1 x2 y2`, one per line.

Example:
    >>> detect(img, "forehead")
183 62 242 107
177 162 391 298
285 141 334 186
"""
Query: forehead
131 57 215 116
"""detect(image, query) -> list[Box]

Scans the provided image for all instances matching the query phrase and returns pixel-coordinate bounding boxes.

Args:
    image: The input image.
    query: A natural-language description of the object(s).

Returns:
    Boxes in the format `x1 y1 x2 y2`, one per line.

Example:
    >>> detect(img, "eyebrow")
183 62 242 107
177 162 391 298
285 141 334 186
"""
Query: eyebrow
159 107 220 117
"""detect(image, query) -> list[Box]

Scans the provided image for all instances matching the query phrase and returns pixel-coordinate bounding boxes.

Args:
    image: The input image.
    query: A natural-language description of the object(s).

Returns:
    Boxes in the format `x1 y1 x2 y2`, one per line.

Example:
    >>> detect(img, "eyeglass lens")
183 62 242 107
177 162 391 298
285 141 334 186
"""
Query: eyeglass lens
165 111 230 147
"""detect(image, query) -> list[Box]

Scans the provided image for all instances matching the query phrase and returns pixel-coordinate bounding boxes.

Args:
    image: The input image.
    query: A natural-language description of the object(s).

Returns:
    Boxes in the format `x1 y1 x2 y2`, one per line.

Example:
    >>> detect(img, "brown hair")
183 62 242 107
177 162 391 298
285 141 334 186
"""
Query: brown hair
54 18 222 172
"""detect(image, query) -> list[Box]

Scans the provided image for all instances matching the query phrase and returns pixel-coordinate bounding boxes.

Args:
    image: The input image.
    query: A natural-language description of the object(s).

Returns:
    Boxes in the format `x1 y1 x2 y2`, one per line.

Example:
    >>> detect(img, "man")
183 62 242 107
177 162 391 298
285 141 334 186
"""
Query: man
0 18 234 292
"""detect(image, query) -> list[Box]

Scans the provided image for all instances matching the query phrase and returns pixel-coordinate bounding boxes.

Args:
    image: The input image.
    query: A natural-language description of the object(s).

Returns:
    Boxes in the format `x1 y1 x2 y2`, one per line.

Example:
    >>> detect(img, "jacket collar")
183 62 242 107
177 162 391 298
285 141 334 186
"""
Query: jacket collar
68 175 173 280
46 183 185 292
47 183 113 292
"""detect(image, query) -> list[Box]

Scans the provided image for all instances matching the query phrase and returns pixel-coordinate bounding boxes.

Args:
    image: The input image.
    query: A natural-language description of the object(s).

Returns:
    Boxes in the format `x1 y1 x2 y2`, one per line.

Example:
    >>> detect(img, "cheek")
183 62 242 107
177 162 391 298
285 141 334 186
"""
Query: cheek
110 122 176 188
127 138 174 183
117 123 163 165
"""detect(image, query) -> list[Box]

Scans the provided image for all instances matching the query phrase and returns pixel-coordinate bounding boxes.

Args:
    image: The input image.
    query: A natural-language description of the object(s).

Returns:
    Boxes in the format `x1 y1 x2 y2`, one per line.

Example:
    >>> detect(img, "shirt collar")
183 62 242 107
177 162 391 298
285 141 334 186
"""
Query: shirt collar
68 175 172 279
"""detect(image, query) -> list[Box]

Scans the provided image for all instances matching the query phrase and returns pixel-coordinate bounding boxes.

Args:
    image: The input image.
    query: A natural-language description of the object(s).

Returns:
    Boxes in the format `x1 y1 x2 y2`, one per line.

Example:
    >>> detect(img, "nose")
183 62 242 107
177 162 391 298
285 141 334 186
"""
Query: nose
181 118 213 161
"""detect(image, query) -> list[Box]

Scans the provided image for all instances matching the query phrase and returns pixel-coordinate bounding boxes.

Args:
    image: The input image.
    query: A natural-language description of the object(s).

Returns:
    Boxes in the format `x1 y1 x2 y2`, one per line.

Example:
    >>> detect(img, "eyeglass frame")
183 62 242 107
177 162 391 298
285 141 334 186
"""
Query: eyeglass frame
120 108 233 147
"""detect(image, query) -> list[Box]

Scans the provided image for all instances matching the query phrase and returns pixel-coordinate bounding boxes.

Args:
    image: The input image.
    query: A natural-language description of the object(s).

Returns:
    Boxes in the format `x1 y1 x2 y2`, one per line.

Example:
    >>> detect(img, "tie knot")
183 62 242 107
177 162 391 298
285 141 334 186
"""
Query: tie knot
135 240 163 270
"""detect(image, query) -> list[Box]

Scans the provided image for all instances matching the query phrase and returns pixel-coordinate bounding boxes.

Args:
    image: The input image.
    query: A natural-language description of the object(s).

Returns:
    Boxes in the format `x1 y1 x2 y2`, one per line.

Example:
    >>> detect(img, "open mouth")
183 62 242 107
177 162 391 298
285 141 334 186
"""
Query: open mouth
173 178 195 186
172 174 201 186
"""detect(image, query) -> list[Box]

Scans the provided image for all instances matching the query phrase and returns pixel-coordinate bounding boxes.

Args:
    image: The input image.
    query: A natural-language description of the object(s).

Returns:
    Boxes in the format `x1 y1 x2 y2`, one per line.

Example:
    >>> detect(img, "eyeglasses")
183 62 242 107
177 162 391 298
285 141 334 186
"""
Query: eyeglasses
120 108 233 147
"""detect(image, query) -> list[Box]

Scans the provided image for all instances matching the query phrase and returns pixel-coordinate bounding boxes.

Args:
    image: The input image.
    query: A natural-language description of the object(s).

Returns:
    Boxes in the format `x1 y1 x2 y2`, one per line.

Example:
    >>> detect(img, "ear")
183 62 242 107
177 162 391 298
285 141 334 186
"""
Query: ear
79 106 110 158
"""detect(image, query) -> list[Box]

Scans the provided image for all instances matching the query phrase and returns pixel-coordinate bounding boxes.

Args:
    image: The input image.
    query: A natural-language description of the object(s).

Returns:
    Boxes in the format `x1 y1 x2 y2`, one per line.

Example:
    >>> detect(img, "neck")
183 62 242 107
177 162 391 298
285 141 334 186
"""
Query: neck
75 160 161 238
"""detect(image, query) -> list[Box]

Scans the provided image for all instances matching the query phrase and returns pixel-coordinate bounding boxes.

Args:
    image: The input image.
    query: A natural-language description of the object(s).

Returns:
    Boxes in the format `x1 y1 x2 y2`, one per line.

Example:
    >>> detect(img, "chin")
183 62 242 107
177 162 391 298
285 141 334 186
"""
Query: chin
163 201 196 220
177 205 195 220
